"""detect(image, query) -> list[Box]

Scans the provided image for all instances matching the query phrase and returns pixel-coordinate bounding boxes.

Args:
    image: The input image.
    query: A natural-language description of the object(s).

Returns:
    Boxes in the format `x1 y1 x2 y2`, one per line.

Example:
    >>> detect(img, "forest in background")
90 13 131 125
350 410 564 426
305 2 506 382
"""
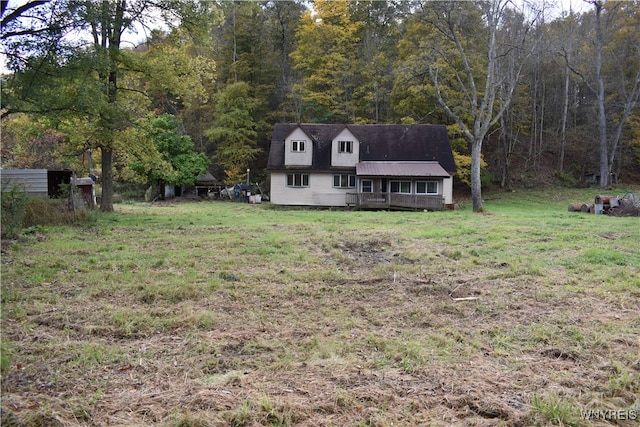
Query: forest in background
1 0 639 211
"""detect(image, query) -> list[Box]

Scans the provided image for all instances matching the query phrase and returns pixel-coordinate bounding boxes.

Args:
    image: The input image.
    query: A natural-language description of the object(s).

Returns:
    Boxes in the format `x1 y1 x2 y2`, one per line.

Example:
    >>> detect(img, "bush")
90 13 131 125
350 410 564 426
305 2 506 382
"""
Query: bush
1 186 27 239
24 197 98 227
23 197 75 227
555 168 579 187
1 191 96 239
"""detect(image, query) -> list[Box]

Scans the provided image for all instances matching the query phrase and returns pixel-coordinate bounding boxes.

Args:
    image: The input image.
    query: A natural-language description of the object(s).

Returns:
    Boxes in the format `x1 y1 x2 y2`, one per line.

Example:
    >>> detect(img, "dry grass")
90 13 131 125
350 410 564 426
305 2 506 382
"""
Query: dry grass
2 189 639 426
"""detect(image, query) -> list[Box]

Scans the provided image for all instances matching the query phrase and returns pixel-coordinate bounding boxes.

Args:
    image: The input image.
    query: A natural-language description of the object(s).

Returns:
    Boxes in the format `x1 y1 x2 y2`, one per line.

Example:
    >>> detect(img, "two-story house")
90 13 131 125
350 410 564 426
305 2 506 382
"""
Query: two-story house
267 124 457 209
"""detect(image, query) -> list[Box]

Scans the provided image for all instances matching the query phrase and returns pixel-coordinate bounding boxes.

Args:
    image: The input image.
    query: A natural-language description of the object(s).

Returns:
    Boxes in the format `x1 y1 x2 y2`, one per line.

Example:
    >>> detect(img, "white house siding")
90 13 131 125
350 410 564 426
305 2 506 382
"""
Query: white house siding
331 128 360 167
442 176 453 204
284 128 313 166
270 172 350 206
0 169 48 197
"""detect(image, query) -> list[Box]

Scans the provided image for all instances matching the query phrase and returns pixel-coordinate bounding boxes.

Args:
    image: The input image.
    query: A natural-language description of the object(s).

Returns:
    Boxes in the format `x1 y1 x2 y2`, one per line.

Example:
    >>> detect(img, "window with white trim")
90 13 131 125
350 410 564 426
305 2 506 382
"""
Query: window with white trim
338 140 353 153
333 174 356 188
361 180 373 193
416 181 439 194
291 140 305 152
390 181 411 194
286 173 309 187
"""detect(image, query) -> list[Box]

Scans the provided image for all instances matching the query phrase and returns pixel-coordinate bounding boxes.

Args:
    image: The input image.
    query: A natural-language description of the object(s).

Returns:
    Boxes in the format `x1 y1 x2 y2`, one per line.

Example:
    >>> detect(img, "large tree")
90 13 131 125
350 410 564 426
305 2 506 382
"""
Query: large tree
290 0 361 123
351 0 407 123
404 0 534 212
558 1 640 187
128 114 209 191
205 81 264 185
1 0 212 211
263 0 306 122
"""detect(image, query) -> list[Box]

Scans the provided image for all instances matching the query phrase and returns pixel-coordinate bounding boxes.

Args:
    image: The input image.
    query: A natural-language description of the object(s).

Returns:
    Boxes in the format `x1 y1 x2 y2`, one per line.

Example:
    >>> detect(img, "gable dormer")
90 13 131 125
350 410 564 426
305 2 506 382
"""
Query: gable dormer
284 126 313 167
331 127 359 167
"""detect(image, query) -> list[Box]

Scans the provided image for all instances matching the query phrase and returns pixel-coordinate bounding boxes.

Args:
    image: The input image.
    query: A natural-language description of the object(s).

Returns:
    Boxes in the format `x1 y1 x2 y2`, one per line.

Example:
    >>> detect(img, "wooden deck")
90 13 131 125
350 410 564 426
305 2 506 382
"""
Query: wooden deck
346 192 445 210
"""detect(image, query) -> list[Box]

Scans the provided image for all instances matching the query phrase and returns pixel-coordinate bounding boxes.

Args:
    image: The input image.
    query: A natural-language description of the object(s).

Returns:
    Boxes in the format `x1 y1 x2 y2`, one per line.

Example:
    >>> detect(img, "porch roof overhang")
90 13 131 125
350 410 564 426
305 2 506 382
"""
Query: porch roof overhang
355 161 450 178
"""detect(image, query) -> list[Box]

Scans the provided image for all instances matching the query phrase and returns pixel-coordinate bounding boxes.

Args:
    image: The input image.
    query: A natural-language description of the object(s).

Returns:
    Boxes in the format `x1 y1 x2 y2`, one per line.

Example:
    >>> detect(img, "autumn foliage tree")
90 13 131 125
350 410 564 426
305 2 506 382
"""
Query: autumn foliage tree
290 0 361 123
1 0 213 211
205 82 264 185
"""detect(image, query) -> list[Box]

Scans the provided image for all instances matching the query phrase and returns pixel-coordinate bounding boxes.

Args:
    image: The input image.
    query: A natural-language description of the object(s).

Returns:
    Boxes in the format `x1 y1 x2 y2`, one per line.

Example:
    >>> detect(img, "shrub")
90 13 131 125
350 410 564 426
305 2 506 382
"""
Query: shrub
556 169 579 187
1 186 27 239
23 197 74 227
21 197 97 229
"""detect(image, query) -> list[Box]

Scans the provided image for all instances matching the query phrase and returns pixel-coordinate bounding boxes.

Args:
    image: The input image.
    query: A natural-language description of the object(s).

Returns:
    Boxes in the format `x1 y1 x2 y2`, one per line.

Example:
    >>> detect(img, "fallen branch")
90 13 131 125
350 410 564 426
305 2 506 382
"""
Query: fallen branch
451 296 479 302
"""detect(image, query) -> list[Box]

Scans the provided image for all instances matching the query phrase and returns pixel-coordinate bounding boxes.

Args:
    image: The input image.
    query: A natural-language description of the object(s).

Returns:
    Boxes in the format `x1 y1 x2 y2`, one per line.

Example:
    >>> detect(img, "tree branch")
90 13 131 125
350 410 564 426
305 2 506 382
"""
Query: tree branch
1 0 51 29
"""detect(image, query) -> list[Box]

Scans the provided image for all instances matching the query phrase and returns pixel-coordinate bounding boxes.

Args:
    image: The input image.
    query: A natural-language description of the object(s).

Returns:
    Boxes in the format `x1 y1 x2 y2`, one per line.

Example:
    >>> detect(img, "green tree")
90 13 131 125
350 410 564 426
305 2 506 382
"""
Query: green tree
135 27 217 162
1 0 211 211
351 1 406 123
290 0 361 123
263 0 306 122
129 114 209 189
205 81 264 185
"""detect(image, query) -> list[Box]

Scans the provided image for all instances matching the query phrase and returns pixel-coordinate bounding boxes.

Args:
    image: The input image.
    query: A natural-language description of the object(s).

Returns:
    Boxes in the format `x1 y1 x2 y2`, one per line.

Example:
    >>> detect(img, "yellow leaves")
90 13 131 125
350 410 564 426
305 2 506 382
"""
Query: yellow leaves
138 35 216 108
223 168 245 186
291 0 360 122
453 151 486 187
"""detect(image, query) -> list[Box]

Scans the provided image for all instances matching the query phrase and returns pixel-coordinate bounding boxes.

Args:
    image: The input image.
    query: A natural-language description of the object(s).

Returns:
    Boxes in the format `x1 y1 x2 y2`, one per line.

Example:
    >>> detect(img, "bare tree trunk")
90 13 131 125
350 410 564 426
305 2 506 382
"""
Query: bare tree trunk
529 63 538 169
499 114 511 189
470 139 483 211
559 57 570 173
98 0 125 212
538 80 545 162
426 0 532 212
594 1 609 188
608 70 640 177
100 146 114 212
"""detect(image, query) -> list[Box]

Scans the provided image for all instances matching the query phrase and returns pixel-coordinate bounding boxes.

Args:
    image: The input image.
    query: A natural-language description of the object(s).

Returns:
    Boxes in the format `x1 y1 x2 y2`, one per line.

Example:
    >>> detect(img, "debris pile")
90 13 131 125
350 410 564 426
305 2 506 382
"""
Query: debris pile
568 193 639 216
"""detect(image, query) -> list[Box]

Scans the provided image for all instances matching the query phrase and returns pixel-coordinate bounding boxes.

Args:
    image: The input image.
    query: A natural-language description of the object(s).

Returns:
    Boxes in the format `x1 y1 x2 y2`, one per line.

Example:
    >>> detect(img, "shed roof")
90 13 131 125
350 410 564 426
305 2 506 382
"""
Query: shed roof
196 171 222 185
356 161 450 177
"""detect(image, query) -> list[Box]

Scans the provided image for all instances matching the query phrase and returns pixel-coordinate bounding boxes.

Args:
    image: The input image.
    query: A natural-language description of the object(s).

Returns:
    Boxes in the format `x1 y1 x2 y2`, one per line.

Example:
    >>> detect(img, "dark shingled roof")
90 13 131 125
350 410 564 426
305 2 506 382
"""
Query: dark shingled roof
268 124 456 174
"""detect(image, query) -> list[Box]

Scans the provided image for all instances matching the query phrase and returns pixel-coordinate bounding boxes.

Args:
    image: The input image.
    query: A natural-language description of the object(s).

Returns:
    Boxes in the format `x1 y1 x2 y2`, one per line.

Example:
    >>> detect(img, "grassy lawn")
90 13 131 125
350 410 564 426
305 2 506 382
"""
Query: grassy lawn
1 187 639 426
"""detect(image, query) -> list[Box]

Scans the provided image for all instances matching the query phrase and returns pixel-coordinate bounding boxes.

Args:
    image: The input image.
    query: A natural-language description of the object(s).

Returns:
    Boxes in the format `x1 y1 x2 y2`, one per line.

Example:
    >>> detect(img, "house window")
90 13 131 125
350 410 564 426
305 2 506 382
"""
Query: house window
333 174 356 188
286 173 309 187
361 180 373 193
338 140 353 153
416 181 439 194
390 181 411 194
291 140 305 152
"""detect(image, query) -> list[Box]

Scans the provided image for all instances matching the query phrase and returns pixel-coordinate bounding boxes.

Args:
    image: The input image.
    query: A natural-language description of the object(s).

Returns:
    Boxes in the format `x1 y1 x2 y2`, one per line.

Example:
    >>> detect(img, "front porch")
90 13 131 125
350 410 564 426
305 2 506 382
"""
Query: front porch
346 192 445 210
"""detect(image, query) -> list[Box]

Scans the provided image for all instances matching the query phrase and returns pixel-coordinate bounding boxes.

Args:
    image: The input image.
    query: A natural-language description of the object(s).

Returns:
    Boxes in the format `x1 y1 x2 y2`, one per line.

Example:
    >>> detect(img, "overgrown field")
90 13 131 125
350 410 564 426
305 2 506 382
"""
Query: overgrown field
2 188 639 426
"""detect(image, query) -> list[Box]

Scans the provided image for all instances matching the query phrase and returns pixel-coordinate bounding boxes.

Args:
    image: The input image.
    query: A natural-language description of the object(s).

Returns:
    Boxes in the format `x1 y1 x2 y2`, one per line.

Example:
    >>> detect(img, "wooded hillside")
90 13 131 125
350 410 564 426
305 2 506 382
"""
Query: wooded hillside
2 1 639 210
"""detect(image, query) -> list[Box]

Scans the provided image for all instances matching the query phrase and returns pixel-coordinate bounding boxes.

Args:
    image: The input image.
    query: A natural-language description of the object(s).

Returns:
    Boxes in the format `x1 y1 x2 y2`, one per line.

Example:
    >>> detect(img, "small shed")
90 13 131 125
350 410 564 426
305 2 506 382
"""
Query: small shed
195 171 224 198
1 169 72 198
72 177 96 208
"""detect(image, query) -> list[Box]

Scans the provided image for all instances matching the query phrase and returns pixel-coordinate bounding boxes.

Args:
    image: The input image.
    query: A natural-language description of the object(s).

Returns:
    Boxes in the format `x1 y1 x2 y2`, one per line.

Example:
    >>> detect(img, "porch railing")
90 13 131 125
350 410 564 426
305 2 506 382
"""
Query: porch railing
346 192 445 210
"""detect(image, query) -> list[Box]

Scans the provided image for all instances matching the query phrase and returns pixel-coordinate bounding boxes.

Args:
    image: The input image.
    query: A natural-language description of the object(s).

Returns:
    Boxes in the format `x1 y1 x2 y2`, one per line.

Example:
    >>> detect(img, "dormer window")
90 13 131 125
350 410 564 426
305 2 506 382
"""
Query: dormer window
338 140 353 153
291 140 305 152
